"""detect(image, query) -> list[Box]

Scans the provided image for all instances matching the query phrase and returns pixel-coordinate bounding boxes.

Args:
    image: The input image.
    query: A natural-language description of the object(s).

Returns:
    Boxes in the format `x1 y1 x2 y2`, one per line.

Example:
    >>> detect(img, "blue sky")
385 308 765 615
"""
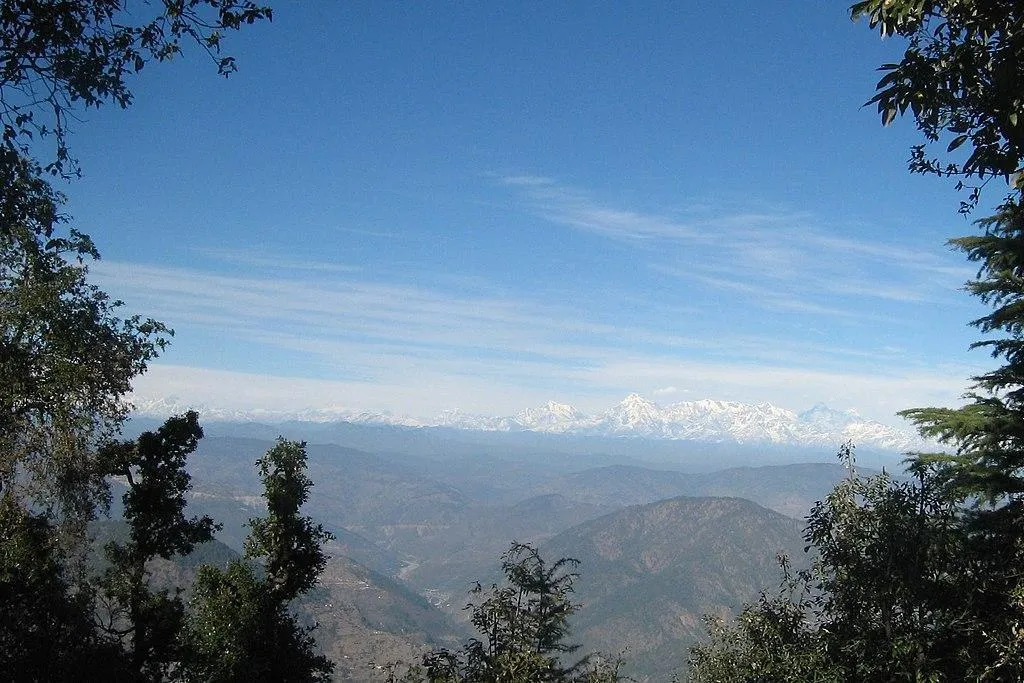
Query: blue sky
61 1 992 423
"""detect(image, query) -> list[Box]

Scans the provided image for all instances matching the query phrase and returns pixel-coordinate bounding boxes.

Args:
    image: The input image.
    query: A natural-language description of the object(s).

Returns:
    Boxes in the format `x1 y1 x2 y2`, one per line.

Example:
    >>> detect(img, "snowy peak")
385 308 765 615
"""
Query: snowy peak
798 403 860 429
133 394 927 452
514 400 585 431
605 393 664 432
472 395 920 450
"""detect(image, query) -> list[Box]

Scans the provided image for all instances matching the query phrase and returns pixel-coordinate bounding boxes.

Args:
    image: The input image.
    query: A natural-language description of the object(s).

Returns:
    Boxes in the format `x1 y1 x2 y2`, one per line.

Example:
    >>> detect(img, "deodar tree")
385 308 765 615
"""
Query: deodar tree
856 0 1024 672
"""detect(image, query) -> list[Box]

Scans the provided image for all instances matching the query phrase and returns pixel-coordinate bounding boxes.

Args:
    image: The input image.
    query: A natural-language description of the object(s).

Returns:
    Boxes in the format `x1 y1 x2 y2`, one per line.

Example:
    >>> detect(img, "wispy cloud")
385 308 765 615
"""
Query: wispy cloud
499 174 557 187
543 204 699 240
194 247 363 274
97 256 980 422
93 176 985 423
500 177 971 315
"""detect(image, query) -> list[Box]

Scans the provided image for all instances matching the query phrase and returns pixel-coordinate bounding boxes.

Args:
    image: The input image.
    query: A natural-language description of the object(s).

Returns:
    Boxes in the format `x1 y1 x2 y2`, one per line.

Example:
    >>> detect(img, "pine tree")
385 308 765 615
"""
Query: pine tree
847 0 1024 671
691 4 1024 678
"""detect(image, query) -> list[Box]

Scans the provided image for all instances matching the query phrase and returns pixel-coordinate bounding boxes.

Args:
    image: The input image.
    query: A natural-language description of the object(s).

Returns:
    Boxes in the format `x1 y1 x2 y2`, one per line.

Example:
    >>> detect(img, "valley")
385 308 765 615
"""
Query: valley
158 418 878 681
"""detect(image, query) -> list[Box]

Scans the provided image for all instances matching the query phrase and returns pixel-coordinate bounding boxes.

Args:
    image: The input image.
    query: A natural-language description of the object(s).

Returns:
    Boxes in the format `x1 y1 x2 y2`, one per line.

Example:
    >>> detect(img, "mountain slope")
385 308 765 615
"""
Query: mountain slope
542 496 807 682
89 520 462 683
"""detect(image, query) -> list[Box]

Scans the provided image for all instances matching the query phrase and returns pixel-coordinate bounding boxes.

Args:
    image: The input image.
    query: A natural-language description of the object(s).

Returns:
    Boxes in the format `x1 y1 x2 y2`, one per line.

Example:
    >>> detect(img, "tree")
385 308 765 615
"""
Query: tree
852 0 1024 211
688 2 1024 680
245 439 333 604
95 411 218 679
849 0 1024 673
0 0 272 177
686 586 833 683
0 0 272 586
0 491 129 680
0 149 170 529
0 0 272 543
403 542 622 683
0 1 271 675
687 446 979 681
182 439 334 682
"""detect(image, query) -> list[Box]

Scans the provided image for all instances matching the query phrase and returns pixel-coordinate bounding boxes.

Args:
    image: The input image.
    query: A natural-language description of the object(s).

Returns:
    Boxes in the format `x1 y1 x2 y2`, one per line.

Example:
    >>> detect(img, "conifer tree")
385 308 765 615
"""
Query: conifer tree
691 3 1024 679
850 0 1024 669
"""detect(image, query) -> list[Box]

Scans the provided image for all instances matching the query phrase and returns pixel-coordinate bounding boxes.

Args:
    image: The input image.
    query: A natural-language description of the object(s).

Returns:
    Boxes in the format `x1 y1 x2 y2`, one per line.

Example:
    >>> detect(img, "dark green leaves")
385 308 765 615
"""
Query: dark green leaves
96 413 218 679
0 148 171 525
0 0 272 176
405 542 621 683
182 439 334 682
853 0 1024 203
245 439 333 602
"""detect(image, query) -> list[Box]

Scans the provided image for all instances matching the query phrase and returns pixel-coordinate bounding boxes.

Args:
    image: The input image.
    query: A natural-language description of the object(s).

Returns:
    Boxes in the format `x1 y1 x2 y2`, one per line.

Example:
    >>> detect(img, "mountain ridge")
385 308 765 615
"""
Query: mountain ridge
542 495 808 682
134 394 926 451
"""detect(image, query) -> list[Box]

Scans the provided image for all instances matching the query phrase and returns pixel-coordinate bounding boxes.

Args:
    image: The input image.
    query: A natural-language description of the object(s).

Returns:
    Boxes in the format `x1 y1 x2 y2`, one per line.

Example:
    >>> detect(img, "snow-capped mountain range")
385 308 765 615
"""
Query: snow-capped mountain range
133 393 930 452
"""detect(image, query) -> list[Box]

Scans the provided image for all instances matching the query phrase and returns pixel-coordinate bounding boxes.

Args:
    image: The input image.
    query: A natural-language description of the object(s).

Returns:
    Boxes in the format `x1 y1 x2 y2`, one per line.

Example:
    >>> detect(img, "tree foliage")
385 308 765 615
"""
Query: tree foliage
0 491 129 679
0 0 272 176
182 439 334 683
0 149 170 526
402 542 623 683
692 3 1024 678
687 583 833 683
688 447 986 681
246 439 332 603
0 0 269 529
182 559 334 683
853 1 1024 674
96 411 218 679
0 1 280 679
852 0 1024 210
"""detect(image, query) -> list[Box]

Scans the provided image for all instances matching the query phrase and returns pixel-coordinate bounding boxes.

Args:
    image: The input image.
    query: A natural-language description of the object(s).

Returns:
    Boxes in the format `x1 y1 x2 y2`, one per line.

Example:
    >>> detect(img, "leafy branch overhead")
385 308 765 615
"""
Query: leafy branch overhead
0 0 272 176
852 0 1024 208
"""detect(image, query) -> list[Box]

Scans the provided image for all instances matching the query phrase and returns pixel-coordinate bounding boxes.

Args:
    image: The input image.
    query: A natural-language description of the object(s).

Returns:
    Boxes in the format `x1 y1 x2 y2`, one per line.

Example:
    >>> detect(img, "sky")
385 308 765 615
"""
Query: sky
58 1 996 424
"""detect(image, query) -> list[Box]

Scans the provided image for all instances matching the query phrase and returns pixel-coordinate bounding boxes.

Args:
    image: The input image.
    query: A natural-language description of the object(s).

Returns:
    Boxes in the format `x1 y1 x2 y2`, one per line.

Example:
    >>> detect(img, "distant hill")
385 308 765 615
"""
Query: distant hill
542 496 807 682
535 462 859 519
165 433 877 680
687 462 862 519
126 412 906 473
182 436 619 593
